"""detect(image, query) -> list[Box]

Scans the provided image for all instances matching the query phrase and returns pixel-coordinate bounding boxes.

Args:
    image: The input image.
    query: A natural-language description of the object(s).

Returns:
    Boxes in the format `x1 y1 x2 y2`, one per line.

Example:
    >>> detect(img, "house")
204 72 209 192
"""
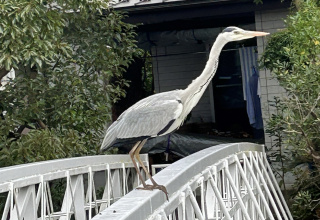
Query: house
112 0 290 148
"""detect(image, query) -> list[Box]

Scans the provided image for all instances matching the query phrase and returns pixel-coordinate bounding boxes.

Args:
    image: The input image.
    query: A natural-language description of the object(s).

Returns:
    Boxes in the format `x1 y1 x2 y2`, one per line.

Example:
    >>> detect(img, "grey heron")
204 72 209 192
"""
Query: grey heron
101 26 269 199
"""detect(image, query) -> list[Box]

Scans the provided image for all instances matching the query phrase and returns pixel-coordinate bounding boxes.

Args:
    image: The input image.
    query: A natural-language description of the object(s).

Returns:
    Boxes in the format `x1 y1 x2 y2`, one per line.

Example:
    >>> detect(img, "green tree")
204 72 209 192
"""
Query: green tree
0 0 139 166
261 0 320 218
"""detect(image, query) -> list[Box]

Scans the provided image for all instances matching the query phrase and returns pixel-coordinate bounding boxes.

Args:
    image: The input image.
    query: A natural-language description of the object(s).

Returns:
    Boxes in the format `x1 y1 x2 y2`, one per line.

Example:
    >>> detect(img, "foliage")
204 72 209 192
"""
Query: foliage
292 168 320 219
261 0 320 166
265 97 290 194
0 129 87 166
261 0 320 218
292 191 315 219
50 179 67 212
0 0 140 166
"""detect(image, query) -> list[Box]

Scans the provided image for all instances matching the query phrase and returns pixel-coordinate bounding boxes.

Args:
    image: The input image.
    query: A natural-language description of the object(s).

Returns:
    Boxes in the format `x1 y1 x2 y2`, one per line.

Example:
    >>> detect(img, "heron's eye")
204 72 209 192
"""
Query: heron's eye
233 31 240 34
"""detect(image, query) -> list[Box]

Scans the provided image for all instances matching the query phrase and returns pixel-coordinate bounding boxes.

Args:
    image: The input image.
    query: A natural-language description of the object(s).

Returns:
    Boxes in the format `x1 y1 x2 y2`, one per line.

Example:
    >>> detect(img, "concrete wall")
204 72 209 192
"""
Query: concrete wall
255 9 288 148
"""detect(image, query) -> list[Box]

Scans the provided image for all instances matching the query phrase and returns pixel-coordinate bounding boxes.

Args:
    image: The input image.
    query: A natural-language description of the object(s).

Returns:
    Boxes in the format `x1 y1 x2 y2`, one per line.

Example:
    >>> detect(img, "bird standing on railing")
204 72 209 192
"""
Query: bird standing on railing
101 26 269 199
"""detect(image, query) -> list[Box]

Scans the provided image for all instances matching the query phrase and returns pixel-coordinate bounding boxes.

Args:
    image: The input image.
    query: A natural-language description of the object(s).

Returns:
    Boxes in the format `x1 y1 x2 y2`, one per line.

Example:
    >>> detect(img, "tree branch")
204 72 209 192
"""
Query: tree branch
300 127 320 165
37 120 48 129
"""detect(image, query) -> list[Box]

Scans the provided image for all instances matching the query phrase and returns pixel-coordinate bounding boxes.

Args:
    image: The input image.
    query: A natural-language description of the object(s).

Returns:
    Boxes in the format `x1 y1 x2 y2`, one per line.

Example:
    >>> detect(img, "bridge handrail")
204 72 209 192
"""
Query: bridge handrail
93 143 293 220
0 154 147 189
0 154 149 220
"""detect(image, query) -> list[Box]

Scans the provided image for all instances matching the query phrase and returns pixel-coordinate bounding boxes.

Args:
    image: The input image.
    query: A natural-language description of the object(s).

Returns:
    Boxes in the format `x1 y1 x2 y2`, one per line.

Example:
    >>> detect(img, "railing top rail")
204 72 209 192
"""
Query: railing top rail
0 154 148 185
93 142 264 220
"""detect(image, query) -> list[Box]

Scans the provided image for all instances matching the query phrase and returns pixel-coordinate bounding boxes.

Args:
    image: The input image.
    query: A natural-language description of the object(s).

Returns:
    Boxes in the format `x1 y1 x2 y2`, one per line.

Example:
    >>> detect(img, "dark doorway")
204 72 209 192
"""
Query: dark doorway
212 37 260 138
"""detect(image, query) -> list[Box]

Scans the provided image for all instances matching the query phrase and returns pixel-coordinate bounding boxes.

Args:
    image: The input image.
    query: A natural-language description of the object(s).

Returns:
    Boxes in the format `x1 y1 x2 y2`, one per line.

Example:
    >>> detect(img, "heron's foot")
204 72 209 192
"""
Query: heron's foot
136 184 154 191
137 184 169 201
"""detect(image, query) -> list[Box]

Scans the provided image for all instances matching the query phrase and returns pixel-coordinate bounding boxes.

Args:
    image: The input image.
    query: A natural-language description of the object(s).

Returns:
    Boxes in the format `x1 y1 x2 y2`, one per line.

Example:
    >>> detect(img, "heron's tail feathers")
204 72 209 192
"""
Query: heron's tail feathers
100 124 118 152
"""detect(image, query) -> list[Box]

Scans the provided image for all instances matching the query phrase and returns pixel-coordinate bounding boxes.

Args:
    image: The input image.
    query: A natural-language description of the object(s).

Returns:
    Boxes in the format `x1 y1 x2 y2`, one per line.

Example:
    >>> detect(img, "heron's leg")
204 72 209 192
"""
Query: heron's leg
134 139 157 185
135 140 169 200
129 141 148 188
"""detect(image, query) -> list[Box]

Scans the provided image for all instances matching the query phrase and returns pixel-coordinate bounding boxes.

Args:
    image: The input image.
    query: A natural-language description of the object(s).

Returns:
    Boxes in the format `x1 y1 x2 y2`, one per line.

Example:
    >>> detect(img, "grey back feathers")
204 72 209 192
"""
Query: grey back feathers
101 90 184 150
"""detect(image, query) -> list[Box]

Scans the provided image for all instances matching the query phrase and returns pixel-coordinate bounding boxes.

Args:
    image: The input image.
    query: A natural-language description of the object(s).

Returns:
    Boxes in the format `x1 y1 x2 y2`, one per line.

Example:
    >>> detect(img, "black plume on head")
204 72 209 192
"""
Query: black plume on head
222 27 237 33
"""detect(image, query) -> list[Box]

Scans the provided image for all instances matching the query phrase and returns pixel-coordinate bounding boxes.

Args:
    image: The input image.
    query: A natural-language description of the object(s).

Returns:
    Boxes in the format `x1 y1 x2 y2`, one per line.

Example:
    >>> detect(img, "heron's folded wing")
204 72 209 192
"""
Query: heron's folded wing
115 98 183 139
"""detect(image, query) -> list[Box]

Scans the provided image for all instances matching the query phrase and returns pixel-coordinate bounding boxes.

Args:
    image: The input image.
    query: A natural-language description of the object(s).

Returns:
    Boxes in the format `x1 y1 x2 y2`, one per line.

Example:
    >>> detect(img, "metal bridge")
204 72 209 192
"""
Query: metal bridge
0 143 292 220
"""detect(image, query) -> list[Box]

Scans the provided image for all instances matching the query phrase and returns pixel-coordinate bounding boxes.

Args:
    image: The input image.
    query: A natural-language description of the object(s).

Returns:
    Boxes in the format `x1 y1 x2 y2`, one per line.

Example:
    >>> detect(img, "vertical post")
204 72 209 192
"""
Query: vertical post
179 192 186 220
41 176 45 220
89 167 93 219
107 164 111 207
66 170 70 220
199 177 205 218
10 183 14 218
12 183 21 220
122 163 126 196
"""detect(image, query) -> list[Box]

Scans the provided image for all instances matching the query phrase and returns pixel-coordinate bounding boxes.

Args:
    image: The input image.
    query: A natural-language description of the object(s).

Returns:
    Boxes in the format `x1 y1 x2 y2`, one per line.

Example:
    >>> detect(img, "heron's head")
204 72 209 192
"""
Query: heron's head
221 26 269 42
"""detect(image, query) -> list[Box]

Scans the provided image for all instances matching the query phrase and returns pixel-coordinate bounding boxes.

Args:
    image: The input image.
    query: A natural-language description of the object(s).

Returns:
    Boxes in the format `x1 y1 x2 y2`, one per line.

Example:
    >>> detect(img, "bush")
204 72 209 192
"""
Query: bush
0 1 139 166
261 0 320 218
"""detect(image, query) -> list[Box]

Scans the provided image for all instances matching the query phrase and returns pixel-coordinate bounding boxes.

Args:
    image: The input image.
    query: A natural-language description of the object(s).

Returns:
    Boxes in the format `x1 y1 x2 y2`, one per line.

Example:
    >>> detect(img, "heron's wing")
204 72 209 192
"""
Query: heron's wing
101 93 183 150
116 97 183 139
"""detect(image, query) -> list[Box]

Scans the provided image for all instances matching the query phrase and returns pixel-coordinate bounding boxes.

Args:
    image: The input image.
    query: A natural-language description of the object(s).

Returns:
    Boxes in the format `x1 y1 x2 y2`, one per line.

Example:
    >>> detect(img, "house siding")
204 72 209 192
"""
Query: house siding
255 9 288 148
151 43 212 123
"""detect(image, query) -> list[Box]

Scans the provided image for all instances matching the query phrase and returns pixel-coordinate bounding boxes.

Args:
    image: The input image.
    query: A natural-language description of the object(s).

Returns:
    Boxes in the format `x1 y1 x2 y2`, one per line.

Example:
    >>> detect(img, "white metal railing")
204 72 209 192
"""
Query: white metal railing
0 154 149 220
93 143 293 220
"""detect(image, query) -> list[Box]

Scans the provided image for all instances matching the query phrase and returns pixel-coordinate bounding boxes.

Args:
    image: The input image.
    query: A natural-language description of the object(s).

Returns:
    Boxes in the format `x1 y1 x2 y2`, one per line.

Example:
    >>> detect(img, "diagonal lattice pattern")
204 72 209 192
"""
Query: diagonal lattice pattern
94 143 293 220
0 154 149 220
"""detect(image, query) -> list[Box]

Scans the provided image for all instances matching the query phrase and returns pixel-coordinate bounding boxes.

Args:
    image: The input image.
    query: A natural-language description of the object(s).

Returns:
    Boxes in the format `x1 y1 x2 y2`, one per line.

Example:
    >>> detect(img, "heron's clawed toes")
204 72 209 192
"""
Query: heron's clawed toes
137 184 169 201
154 184 169 201
137 184 155 191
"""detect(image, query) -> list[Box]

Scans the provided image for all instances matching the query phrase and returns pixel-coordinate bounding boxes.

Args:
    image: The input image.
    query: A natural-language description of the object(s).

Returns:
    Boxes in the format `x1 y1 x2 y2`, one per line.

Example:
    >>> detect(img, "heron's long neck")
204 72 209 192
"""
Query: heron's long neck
182 34 228 102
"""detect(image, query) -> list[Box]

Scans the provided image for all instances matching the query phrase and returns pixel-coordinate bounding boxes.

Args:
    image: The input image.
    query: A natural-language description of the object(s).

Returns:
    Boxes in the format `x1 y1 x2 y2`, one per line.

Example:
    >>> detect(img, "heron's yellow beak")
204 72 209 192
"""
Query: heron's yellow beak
244 30 270 37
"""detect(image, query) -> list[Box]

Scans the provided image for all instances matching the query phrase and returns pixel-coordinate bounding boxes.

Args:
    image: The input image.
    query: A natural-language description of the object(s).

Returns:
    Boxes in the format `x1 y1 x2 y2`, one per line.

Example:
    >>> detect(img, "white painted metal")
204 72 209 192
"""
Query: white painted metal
151 164 170 175
0 154 149 220
0 143 293 220
93 143 293 220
